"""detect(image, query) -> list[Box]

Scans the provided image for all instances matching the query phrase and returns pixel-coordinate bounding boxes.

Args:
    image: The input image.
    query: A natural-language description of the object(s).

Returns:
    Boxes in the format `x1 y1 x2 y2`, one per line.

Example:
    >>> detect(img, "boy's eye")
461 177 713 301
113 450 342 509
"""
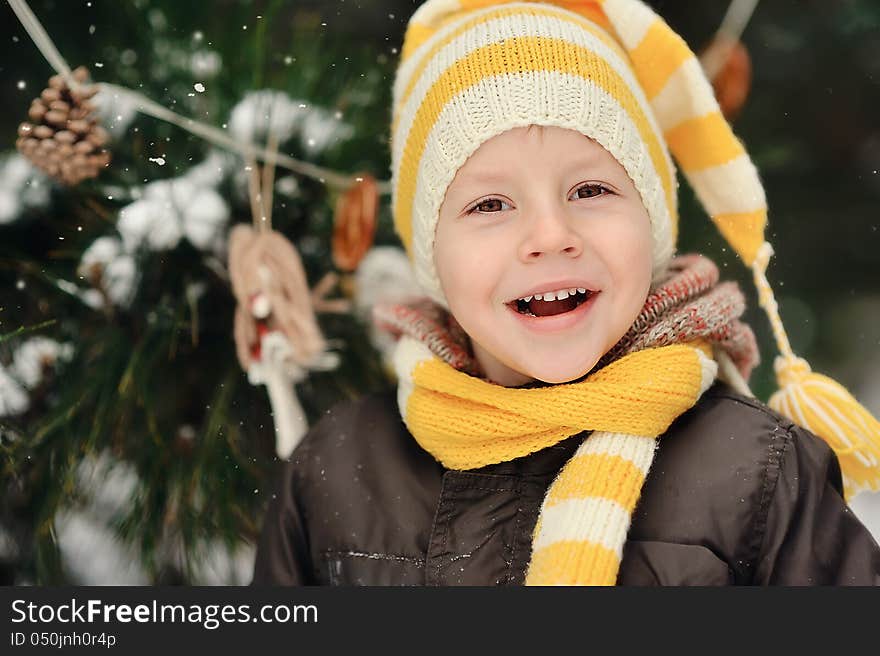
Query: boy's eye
571 183 612 200
467 197 510 214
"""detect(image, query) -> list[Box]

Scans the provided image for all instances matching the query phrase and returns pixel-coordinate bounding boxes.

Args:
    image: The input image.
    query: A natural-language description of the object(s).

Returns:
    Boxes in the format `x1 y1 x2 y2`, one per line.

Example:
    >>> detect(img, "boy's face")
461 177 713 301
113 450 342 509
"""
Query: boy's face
435 125 653 386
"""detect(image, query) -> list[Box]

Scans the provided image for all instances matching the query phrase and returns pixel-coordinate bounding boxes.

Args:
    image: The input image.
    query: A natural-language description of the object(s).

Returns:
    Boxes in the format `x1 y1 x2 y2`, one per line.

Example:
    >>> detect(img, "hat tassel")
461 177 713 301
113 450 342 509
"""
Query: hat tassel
752 242 880 501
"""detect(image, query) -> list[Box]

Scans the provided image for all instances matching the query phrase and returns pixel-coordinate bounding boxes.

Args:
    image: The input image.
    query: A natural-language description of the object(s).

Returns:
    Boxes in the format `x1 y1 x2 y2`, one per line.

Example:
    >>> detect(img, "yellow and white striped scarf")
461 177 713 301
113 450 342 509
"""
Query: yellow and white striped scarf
392 335 717 585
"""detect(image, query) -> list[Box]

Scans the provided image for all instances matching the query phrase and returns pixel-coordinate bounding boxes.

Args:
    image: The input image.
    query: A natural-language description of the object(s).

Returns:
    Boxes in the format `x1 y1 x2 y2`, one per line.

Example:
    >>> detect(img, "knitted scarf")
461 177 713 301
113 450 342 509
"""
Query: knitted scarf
373 254 759 585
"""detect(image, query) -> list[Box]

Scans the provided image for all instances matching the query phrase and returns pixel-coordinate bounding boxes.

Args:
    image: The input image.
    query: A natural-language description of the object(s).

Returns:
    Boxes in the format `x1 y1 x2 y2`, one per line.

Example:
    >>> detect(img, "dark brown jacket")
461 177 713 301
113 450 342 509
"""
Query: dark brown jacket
251 380 880 585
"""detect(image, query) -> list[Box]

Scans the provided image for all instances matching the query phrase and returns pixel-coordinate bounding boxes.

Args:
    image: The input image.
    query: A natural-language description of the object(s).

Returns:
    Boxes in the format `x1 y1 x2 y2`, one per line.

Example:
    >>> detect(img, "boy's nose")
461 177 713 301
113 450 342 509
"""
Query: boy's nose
517 209 584 262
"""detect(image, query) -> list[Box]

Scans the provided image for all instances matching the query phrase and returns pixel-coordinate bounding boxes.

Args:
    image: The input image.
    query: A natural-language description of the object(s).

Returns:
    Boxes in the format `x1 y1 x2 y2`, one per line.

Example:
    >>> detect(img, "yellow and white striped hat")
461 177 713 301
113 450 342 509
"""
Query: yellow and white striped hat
390 0 880 497
390 0 765 310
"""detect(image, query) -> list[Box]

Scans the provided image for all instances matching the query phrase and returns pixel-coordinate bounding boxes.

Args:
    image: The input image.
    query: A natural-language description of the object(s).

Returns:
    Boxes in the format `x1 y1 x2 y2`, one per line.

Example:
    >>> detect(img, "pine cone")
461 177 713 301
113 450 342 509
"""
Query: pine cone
15 66 111 186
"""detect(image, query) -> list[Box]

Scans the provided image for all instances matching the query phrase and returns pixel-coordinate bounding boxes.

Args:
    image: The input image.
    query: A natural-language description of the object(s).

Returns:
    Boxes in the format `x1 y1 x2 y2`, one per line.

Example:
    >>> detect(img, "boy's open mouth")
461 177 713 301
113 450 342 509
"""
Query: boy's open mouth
508 288 596 318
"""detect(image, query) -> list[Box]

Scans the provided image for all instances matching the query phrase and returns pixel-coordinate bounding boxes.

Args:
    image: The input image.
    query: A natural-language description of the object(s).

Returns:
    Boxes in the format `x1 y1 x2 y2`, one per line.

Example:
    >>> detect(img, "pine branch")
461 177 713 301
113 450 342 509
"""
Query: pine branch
0 320 58 345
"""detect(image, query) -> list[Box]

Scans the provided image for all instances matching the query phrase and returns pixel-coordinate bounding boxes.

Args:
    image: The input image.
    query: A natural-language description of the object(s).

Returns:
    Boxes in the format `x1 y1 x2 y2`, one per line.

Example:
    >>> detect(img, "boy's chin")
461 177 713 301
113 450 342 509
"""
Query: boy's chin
522 361 598 385
471 338 600 386
532 372 588 385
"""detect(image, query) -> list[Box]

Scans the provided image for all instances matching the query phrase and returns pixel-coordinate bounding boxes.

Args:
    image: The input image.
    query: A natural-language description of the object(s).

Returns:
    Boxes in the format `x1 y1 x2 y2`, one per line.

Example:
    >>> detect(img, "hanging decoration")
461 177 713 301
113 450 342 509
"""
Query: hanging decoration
332 173 379 273
228 137 346 460
15 65 111 185
701 38 752 121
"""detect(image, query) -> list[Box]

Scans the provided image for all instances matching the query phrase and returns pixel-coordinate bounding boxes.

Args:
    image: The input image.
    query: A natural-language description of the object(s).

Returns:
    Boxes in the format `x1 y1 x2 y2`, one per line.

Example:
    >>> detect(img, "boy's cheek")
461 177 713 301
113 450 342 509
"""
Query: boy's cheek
441 263 481 306
436 239 486 287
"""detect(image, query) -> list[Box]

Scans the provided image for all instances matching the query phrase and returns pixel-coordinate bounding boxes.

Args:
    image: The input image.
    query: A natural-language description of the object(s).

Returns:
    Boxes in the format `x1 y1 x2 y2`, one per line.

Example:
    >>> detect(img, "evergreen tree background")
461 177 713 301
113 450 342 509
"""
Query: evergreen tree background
0 0 878 585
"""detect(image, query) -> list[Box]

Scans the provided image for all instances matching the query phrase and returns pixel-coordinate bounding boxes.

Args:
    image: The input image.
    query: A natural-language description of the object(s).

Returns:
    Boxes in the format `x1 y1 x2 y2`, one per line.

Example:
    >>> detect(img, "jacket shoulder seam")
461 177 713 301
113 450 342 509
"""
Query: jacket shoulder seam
744 421 793 582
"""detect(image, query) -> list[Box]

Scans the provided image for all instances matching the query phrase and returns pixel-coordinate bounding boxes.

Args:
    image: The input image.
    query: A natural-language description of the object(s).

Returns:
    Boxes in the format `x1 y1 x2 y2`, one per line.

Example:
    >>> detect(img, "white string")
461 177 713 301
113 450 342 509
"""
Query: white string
752 242 796 361
7 0 391 195
700 0 761 80
717 0 761 43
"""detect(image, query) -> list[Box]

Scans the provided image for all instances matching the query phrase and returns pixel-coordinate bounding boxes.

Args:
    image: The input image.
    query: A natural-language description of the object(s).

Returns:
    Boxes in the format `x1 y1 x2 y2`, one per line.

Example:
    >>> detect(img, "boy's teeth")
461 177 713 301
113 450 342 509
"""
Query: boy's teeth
518 287 587 303
518 288 591 303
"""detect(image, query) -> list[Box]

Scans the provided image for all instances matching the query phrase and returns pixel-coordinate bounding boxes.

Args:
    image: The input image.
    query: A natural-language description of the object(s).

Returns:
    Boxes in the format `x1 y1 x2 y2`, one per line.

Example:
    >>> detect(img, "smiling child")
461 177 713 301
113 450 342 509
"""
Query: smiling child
252 0 880 586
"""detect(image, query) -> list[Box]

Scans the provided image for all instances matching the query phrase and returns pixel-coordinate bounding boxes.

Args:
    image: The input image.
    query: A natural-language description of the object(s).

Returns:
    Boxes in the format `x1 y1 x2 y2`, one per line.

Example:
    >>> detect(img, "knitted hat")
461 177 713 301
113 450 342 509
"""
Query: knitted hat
389 0 880 498
391 0 765 308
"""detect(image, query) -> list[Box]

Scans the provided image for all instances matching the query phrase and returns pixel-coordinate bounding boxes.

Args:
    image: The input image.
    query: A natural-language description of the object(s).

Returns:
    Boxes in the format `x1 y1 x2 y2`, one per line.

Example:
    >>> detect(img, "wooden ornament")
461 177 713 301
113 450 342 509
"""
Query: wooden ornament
332 174 378 272
702 37 752 122
228 140 346 459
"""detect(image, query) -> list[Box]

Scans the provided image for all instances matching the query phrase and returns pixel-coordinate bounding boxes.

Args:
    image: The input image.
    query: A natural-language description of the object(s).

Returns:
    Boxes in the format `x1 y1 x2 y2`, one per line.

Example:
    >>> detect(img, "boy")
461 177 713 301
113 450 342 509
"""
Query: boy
251 0 880 585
